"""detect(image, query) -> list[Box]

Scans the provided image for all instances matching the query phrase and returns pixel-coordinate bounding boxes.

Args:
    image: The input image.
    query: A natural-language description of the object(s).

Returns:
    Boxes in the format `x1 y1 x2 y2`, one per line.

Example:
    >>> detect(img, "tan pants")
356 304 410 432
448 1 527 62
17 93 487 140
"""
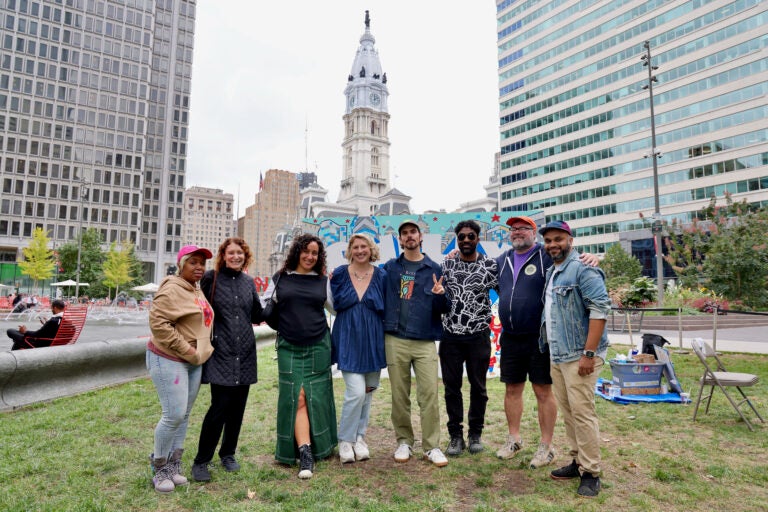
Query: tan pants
550 357 604 476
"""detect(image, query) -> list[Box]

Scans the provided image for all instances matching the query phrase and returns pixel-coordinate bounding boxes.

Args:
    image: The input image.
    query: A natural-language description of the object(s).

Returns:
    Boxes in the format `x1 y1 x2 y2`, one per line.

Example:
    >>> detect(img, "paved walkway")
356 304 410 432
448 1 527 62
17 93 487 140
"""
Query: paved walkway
607 326 768 354
2 317 765 354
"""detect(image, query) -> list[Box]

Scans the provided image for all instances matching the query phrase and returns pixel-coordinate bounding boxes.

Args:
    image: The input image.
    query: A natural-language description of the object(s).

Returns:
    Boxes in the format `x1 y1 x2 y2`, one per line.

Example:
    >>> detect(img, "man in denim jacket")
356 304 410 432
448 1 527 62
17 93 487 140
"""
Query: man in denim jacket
539 220 610 498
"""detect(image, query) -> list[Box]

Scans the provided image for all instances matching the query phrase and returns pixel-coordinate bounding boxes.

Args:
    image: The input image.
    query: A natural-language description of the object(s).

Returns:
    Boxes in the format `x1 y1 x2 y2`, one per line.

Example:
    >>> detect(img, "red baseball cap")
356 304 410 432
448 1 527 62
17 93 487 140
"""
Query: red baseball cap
505 216 537 231
177 245 213 265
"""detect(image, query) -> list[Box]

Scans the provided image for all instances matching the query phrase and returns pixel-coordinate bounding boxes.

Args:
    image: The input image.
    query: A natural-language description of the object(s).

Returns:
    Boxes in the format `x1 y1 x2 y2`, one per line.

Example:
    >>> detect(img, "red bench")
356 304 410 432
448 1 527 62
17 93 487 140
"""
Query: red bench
18 305 88 349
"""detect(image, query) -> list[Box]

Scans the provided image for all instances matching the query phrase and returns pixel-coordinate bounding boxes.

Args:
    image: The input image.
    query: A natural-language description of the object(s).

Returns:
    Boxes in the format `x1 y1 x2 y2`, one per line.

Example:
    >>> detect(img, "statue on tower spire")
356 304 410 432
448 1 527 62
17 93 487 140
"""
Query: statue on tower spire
365 10 370 29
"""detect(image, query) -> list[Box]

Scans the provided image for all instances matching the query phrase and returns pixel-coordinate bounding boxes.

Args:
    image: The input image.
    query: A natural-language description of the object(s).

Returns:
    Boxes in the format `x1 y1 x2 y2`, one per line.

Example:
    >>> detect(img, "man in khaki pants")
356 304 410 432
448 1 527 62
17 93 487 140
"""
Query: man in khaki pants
538 221 611 498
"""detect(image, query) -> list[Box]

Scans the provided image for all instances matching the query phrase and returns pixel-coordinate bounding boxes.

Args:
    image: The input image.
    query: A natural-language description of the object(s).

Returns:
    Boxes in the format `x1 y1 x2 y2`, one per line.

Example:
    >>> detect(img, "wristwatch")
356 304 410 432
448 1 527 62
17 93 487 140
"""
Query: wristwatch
583 349 595 359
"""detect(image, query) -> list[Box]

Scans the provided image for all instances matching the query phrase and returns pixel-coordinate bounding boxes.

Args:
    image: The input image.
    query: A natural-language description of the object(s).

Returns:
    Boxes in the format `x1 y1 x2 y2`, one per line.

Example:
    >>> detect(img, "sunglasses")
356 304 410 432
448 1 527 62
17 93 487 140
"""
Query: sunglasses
457 233 477 241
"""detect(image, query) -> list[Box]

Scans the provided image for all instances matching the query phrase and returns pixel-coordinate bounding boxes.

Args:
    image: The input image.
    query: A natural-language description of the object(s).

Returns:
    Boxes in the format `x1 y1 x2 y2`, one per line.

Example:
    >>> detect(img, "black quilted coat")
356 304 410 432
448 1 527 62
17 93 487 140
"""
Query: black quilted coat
200 267 263 385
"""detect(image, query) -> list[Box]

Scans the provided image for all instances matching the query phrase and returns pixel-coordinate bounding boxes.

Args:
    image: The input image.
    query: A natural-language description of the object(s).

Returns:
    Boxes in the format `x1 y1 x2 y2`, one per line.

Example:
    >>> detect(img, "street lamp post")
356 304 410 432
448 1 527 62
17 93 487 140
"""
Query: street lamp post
75 180 89 300
641 40 664 305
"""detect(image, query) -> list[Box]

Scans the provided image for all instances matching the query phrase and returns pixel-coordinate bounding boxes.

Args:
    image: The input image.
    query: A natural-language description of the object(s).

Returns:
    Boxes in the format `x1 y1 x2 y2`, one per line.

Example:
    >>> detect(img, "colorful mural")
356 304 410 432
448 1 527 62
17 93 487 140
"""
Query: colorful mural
302 211 544 269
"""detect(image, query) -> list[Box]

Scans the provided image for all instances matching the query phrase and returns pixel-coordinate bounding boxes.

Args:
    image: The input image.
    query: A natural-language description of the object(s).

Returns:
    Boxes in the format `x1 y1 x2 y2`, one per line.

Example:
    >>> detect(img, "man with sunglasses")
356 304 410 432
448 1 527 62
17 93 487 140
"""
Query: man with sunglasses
439 220 498 456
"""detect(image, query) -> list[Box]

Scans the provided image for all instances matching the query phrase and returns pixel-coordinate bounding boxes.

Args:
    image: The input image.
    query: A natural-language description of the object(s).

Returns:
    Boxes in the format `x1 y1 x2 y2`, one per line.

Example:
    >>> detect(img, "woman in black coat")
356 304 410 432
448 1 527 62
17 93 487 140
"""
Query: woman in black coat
191 237 262 482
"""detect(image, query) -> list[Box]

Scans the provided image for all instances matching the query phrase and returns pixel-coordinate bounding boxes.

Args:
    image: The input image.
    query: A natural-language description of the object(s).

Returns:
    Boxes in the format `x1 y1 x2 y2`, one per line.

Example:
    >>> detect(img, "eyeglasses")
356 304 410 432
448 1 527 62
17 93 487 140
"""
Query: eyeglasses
509 227 534 233
457 233 477 241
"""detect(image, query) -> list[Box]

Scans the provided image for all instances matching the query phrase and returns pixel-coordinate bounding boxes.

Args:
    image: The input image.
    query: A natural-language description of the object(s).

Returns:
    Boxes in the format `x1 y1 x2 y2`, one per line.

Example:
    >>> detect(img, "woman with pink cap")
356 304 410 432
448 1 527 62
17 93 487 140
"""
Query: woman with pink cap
146 245 215 493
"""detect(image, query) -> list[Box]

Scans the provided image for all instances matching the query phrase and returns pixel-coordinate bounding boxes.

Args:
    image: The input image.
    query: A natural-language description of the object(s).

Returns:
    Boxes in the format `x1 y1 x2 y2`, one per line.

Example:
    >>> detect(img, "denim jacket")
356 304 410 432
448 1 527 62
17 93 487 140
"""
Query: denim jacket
539 250 611 363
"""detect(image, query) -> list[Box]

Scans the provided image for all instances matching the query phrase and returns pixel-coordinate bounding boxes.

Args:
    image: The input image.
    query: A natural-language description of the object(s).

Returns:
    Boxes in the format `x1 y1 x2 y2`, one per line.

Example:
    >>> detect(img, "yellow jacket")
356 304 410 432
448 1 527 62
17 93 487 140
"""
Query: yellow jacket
149 275 214 365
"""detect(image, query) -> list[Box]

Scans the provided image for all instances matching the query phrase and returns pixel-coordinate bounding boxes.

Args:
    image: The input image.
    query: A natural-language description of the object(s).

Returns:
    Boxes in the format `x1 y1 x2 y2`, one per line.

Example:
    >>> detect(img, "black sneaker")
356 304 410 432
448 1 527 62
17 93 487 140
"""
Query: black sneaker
577 473 601 498
467 435 484 454
191 462 212 482
220 455 240 472
298 444 314 479
550 459 580 480
445 436 466 456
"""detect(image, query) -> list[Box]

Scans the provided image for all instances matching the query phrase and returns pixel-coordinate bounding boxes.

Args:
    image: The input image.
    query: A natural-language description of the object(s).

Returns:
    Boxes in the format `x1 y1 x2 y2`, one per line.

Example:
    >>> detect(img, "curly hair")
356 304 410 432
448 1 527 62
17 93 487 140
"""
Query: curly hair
214 237 253 271
455 219 481 235
346 233 380 263
280 233 326 274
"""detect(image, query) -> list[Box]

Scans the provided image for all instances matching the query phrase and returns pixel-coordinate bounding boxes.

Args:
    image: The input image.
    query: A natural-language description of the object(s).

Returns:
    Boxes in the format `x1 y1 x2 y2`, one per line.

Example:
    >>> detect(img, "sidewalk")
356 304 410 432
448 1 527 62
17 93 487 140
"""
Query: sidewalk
607 326 768 354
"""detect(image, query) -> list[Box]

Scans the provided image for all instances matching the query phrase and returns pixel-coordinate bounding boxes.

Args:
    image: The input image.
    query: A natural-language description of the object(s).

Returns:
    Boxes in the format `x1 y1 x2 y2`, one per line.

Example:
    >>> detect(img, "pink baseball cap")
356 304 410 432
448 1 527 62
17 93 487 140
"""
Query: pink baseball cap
177 245 213 265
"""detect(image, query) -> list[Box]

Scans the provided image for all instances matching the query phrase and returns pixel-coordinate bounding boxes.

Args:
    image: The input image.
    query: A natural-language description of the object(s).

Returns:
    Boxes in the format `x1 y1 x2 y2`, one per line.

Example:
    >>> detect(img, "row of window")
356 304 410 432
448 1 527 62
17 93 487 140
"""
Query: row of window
2 179 140 204
501 80 768 156
499 5 763 101
502 58 765 146
501 105 766 170
499 0 711 82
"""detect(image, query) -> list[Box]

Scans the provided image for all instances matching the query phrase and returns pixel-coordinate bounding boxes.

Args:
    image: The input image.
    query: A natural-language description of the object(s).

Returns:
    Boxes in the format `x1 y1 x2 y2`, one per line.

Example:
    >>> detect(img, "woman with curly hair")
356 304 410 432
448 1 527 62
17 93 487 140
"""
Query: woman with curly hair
263 233 336 479
191 237 263 482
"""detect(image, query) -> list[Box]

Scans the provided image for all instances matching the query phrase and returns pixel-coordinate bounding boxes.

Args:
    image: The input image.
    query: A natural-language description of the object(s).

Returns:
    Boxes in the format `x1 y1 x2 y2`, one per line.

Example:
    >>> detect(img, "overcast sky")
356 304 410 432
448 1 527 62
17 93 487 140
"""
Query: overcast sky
186 1 500 216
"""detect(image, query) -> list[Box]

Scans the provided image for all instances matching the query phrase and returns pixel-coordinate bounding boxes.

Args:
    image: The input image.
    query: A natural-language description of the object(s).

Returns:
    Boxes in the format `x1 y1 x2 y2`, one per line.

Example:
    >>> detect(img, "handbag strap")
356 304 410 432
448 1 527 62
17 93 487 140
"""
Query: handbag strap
209 270 218 304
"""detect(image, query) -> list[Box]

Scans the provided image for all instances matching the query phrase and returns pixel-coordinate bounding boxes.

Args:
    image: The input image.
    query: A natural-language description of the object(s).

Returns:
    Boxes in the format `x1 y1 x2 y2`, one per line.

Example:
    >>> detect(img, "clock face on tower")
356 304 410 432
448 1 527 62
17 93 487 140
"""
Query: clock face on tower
370 93 381 106
348 95 356 107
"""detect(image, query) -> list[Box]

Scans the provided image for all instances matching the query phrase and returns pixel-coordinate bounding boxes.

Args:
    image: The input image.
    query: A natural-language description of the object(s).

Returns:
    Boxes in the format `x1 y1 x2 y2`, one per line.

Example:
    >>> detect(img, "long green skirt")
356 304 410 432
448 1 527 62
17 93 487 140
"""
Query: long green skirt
275 331 338 464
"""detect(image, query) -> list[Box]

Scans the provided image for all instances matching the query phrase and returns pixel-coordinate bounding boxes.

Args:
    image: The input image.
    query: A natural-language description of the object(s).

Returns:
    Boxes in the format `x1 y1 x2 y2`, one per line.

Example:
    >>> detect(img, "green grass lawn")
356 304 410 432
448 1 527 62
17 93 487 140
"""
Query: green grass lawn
0 344 766 511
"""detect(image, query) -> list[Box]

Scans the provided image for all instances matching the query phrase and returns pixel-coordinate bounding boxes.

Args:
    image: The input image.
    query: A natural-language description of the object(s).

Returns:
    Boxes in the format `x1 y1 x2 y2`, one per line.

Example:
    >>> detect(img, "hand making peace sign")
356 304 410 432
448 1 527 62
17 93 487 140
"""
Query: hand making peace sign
432 274 445 295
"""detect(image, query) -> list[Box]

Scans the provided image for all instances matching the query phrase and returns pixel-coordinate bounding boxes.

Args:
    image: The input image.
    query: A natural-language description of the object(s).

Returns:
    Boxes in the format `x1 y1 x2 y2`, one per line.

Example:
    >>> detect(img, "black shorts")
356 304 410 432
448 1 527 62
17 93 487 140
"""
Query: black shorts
499 331 552 385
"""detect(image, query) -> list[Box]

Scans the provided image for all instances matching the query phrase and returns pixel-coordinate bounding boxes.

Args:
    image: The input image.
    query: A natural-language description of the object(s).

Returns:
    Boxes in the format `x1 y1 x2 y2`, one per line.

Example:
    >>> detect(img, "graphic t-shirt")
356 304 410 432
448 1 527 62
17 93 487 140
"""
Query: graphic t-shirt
397 259 422 336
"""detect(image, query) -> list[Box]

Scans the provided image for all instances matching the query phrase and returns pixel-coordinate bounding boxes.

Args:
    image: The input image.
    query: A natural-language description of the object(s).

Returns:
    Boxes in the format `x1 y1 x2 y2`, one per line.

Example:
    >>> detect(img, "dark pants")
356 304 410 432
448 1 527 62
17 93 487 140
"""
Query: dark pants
439 331 491 438
7 329 26 350
194 383 250 463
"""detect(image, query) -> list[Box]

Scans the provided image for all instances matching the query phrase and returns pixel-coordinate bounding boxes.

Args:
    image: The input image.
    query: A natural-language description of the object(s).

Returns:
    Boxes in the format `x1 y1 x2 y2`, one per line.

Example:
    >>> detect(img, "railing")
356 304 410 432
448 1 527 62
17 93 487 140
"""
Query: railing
609 307 768 352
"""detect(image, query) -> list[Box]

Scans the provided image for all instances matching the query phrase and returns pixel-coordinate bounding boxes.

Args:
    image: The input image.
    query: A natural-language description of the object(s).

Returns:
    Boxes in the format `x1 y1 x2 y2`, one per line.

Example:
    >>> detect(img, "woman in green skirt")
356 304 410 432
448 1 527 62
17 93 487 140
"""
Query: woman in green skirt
263 233 336 479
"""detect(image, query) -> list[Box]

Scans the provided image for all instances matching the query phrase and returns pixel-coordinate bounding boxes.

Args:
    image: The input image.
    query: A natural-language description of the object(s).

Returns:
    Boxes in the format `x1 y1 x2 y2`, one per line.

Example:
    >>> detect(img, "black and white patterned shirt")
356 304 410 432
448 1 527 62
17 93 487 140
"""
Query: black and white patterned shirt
440 254 498 338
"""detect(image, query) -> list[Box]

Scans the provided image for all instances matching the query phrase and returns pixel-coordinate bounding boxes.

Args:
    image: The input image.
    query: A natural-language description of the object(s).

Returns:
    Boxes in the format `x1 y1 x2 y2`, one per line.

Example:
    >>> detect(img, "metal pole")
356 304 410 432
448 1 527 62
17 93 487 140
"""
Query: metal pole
642 41 664 306
75 181 87 299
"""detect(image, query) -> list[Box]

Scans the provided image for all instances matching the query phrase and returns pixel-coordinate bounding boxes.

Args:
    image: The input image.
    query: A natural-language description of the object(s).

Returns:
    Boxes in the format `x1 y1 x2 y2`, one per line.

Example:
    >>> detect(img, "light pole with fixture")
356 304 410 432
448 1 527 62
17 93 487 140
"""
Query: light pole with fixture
75 179 89 300
641 40 664 305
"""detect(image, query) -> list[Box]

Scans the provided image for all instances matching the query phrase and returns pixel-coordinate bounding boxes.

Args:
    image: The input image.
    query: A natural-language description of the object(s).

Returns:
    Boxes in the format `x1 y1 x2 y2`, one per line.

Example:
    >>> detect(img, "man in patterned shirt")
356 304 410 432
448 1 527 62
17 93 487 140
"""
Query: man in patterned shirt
439 220 498 456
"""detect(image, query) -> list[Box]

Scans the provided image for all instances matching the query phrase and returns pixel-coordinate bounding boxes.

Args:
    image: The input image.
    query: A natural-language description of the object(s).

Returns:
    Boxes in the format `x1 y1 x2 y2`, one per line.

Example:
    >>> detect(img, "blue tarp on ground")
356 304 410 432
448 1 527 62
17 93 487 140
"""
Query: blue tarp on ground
596 377 684 404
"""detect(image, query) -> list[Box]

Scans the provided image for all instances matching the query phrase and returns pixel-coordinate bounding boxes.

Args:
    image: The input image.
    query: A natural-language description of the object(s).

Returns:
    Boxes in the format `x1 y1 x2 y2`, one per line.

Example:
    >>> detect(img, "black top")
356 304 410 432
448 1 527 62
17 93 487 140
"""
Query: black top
200 267 262 386
275 272 329 346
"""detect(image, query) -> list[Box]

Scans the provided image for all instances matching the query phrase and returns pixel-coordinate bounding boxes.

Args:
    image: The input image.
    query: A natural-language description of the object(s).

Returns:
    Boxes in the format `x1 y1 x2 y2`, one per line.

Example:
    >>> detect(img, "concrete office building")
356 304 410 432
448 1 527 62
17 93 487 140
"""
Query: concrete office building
496 0 768 267
183 185 233 267
0 0 195 283
240 168 300 278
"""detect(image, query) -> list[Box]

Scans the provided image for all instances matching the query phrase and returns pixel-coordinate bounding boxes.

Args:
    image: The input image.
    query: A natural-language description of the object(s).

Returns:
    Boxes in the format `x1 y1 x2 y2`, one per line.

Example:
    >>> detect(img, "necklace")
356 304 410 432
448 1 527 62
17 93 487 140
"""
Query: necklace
352 269 371 281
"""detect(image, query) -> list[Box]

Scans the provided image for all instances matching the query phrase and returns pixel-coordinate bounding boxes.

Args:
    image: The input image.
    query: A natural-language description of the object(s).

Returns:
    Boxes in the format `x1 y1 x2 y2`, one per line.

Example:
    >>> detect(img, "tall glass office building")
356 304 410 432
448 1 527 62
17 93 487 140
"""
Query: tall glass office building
0 0 195 284
496 0 768 266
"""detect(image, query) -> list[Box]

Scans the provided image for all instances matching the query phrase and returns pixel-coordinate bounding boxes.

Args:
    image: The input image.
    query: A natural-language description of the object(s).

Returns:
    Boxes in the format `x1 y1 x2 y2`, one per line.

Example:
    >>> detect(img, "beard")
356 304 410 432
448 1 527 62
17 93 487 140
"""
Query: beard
459 244 476 257
512 238 534 251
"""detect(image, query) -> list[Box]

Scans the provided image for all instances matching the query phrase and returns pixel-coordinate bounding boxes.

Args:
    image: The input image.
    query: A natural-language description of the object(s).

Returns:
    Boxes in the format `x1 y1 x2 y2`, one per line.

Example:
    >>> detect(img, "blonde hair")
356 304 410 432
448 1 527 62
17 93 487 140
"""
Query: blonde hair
346 234 380 263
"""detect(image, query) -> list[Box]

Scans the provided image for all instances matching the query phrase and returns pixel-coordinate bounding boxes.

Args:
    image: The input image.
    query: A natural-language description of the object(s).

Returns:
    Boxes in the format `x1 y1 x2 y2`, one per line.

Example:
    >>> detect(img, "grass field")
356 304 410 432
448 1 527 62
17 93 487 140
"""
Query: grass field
0 344 766 511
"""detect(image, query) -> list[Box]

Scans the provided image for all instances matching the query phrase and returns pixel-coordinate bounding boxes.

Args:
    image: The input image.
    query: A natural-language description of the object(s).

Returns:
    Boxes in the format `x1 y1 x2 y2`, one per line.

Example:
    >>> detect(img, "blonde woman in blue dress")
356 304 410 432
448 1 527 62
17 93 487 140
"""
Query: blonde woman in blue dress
330 234 387 463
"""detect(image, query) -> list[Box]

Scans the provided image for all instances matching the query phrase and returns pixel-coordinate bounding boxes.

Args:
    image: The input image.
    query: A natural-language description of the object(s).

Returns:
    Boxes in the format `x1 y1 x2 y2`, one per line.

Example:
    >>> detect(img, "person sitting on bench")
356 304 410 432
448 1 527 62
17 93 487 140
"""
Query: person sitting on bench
7 299 67 350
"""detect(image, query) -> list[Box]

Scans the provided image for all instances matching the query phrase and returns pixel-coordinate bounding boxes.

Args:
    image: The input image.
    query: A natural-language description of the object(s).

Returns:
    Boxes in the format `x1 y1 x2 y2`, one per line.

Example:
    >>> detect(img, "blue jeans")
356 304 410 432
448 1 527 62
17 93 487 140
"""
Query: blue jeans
338 370 380 442
146 351 202 460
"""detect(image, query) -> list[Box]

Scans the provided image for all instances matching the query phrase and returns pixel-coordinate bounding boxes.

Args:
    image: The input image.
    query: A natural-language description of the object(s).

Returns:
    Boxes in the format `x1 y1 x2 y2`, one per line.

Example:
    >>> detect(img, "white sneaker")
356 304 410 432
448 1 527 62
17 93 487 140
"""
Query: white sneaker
339 441 355 464
529 442 557 469
354 436 370 461
424 448 449 467
393 443 412 463
496 435 523 460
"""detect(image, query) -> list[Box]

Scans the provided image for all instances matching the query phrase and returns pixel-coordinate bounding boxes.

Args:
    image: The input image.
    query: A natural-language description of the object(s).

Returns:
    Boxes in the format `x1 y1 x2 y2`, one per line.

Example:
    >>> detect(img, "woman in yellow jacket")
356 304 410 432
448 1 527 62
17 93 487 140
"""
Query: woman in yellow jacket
147 245 214 493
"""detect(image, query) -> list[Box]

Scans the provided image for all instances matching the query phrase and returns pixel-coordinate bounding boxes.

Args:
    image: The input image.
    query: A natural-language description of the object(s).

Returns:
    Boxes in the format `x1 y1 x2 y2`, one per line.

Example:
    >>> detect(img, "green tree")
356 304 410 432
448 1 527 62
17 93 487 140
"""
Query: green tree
663 194 768 308
58 228 106 298
600 244 642 292
102 241 133 299
19 227 56 292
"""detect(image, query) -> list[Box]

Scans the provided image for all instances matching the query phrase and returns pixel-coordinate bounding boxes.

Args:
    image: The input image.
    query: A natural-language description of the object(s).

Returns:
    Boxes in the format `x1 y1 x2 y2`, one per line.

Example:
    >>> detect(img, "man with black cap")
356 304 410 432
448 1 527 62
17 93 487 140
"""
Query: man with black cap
382 219 450 467
495 216 598 470
539 220 611 498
